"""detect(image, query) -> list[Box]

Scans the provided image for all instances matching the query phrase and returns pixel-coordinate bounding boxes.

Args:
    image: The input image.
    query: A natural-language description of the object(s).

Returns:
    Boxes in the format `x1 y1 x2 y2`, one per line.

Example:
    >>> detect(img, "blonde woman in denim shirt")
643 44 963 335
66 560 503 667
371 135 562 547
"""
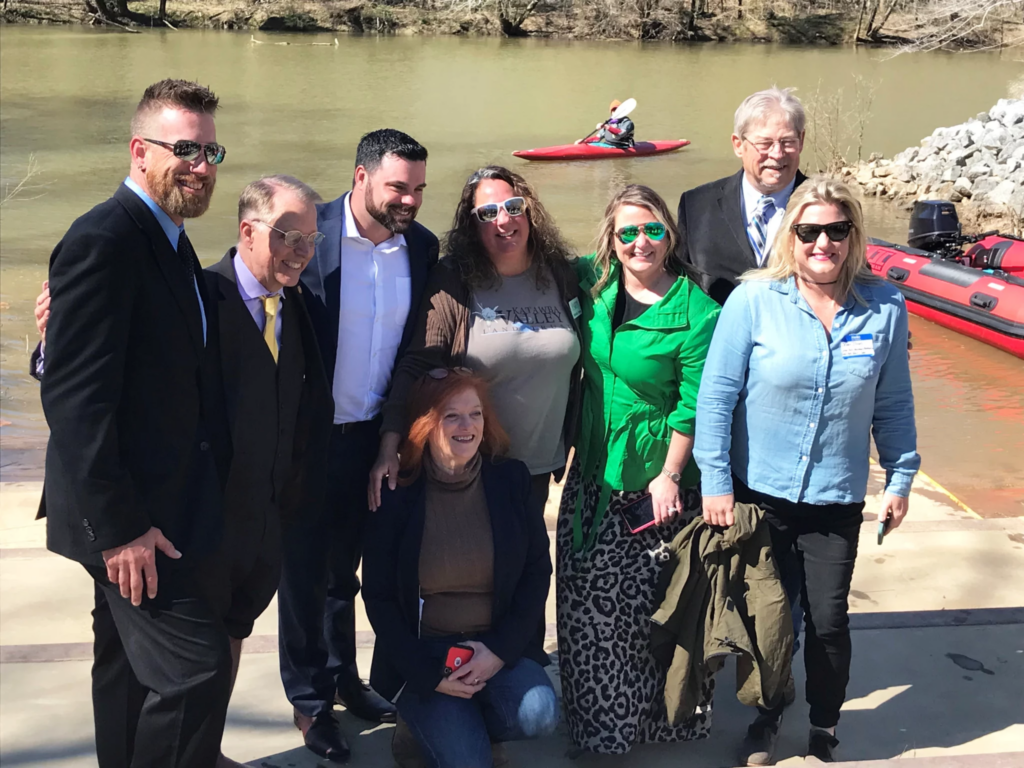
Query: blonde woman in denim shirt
694 176 919 766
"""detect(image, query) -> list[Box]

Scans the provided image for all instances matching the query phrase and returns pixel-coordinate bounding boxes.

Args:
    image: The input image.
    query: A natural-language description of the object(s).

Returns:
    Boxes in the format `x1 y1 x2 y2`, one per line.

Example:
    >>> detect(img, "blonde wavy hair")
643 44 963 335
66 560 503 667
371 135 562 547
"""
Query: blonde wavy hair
740 174 877 305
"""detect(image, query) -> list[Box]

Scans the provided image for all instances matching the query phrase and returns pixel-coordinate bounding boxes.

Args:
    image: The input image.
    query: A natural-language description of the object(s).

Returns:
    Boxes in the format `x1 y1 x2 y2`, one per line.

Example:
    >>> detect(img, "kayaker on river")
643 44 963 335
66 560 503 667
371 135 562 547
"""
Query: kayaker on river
576 99 635 148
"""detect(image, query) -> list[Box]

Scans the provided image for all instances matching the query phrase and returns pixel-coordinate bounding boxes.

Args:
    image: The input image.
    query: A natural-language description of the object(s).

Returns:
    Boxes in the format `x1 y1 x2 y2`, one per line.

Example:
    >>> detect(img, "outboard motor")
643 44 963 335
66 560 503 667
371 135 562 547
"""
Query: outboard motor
908 200 961 255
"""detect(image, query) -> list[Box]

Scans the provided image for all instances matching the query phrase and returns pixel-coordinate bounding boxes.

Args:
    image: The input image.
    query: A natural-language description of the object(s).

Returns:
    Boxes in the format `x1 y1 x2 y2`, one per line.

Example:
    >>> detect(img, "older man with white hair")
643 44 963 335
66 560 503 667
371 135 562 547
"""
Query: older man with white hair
676 86 808 307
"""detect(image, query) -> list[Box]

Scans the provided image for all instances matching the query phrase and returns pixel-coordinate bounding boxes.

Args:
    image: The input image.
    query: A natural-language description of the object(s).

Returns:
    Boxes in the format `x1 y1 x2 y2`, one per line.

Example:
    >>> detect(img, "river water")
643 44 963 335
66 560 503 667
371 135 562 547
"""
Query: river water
1 28 1021 514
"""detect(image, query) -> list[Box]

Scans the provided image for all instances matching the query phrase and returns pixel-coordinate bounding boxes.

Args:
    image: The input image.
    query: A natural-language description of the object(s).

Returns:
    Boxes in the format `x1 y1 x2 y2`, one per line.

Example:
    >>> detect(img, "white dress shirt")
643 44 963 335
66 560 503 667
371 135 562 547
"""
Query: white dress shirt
233 251 283 348
332 195 412 424
741 175 796 265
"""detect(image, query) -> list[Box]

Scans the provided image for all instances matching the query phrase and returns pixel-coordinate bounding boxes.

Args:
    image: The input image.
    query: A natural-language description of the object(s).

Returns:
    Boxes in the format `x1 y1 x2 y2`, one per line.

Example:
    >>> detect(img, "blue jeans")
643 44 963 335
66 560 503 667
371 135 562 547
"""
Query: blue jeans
398 646 557 768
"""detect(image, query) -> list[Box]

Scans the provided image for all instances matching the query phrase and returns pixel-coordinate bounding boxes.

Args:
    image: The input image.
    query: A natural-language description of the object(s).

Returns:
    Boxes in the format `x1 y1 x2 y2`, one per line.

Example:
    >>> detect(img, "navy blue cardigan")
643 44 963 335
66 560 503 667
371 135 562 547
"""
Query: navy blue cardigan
363 456 551 701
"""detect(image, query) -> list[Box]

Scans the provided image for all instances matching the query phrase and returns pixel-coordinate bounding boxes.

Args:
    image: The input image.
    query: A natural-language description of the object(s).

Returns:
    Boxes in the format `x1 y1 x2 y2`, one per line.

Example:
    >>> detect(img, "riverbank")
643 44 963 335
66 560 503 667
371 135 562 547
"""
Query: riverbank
3 0 1021 49
841 98 1024 235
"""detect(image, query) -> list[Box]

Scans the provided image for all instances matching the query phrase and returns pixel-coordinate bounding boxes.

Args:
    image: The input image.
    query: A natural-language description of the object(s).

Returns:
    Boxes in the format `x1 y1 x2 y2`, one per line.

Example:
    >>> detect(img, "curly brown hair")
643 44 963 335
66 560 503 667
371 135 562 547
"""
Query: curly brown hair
442 166 575 292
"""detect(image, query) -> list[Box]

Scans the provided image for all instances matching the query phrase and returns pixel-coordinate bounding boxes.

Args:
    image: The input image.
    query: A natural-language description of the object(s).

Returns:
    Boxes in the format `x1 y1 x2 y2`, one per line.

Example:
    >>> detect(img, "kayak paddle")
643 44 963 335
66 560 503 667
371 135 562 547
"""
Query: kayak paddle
578 98 637 143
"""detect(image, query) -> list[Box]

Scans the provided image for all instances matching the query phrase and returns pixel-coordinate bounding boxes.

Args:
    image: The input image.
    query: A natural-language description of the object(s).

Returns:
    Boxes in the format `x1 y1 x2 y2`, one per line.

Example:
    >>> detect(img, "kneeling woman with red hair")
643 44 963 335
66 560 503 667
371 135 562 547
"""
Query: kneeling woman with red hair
363 368 558 768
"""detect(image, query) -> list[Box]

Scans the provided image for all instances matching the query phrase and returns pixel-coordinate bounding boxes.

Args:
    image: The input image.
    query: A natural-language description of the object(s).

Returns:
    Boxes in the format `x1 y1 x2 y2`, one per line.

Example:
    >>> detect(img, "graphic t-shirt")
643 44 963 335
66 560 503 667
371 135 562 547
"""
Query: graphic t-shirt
466 264 581 474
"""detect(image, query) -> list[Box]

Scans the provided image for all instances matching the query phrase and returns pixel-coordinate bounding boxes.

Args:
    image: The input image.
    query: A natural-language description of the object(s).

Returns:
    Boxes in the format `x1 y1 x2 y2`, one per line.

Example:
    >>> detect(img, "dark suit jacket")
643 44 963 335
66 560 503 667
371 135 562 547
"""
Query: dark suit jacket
299 192 440 392
362 457 552 701
677 170 808 306
39 183 227 564
205 251 333 523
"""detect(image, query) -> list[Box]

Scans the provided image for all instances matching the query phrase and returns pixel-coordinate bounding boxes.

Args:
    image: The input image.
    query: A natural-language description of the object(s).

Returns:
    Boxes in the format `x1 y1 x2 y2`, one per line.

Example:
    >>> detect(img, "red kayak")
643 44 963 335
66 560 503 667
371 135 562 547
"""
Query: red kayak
512 139 690 162
867 239 1024 359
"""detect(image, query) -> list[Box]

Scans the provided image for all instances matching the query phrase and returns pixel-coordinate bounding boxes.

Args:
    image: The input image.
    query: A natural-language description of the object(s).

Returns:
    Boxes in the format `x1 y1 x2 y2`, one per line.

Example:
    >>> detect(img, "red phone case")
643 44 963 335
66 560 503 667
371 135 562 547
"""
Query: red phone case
443 644 475 676
619 494 657 533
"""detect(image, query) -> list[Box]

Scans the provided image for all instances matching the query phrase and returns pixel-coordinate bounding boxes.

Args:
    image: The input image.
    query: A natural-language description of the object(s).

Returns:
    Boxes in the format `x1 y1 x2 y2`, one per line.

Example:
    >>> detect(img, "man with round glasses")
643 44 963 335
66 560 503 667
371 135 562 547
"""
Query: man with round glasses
676 86 808 307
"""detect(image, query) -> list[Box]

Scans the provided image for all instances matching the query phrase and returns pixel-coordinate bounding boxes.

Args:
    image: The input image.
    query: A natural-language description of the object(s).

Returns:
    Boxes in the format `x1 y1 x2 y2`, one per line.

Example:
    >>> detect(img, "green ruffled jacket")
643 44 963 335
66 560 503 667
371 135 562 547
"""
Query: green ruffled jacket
570 254 721 552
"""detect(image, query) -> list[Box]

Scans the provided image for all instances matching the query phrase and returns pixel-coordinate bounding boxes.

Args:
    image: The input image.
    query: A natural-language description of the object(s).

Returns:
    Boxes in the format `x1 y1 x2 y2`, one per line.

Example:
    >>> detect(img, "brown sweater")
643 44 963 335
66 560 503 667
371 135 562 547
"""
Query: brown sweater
379 257 584 480
419 451 495 637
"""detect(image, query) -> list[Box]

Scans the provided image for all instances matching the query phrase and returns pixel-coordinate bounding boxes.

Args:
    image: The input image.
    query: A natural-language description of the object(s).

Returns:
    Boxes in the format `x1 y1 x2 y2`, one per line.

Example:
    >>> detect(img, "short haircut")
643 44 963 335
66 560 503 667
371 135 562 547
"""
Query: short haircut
237 175 322 224
354 129 428 173
733 86 806 139
130 79 220 137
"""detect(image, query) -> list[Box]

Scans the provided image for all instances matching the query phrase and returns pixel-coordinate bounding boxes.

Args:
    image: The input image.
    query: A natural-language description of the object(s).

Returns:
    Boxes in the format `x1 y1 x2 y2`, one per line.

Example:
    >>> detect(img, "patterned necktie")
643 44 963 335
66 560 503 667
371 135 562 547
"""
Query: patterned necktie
260 295 280 363
751 195 776 265
176 230 197 285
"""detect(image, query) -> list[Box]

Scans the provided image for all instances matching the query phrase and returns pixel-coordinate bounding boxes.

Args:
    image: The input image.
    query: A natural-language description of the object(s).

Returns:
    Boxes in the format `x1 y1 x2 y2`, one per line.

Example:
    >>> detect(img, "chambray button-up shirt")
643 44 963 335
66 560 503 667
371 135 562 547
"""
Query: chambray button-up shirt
694 276 920 504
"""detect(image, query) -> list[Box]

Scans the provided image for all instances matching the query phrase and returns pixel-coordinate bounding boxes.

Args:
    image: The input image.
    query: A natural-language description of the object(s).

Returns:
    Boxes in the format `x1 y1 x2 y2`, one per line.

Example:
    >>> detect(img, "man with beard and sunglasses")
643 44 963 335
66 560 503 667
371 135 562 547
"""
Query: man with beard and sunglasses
676 86 808 307
35 79 234 768
278 128 439 762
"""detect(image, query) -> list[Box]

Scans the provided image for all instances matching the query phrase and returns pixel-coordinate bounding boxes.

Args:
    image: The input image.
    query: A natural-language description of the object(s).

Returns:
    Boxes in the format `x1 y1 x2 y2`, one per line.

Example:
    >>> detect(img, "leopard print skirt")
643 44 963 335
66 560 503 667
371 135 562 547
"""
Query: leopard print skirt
555 459 714 755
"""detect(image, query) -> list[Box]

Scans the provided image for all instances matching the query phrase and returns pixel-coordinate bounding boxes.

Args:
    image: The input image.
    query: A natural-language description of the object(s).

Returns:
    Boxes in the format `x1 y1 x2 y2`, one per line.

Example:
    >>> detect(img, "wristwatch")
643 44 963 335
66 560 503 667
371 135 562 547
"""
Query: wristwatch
661 467 681 484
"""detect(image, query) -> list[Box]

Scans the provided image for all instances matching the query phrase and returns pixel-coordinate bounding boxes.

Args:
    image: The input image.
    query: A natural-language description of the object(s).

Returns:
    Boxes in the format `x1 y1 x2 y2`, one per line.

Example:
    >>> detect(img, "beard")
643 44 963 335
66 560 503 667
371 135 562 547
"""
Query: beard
147 165 216 219
365 188 417 234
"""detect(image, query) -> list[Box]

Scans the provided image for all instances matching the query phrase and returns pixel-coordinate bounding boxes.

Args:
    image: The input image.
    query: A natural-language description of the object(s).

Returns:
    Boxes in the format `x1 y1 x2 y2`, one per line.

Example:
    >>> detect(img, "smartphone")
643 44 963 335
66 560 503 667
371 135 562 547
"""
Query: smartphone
442 644 475 677
877 515 891 545
619 494 657 534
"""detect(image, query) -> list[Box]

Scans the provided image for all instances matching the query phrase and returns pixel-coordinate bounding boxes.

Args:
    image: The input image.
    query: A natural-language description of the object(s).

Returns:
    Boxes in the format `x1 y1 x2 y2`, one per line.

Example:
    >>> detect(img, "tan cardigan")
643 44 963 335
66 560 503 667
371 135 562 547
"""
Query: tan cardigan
380 256 583 479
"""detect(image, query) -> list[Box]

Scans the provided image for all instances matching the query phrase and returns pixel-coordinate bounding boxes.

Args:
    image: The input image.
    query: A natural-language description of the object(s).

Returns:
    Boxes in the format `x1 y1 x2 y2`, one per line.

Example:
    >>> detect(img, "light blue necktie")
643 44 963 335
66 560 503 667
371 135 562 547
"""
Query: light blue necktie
751 195 776 265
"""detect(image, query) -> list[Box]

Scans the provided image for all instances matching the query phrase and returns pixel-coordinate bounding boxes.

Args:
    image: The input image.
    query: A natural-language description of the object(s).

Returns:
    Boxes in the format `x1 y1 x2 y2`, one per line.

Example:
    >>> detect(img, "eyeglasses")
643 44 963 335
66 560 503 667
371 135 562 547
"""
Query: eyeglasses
144 138 227 165
427 367 474 380
744 136 801 154
615 222 667 245
470 197 526 223
792 221 854 244
253 220 326 248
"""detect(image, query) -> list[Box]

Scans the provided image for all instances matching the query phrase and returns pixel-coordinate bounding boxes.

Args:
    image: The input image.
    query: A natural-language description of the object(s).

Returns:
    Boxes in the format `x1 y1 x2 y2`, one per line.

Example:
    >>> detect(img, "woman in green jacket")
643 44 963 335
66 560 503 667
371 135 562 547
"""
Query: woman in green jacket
556 184 721 755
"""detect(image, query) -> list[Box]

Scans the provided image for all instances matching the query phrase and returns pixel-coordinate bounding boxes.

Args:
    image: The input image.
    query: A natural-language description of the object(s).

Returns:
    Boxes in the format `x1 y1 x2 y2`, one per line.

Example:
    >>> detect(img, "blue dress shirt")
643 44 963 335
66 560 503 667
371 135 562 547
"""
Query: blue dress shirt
694 276 920 504
124 177 206 343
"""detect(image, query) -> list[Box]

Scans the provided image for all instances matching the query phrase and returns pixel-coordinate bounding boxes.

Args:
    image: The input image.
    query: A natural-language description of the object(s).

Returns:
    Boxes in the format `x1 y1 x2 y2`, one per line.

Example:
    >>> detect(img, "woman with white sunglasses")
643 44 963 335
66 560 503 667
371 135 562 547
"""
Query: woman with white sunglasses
371 166 582 520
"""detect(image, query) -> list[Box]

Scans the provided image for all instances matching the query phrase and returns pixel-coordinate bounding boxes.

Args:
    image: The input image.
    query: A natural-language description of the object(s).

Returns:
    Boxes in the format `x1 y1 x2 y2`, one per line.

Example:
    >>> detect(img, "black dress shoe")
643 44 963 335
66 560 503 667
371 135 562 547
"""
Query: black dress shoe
335 677 397 723
304 712 351 763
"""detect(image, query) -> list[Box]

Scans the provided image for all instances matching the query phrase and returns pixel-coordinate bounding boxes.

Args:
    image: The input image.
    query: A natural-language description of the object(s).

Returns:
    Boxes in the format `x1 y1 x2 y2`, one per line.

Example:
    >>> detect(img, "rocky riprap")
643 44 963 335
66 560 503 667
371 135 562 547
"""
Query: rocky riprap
843 98 1024 221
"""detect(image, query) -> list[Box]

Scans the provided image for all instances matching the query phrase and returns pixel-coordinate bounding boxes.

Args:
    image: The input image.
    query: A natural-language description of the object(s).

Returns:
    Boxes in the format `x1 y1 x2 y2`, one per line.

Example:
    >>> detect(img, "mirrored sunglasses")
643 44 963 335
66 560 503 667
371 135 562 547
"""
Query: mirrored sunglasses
792 221 853 244
470 197 526 223
144 138 227 166
615 222 667 245
427 367 474 380
255 221 326 248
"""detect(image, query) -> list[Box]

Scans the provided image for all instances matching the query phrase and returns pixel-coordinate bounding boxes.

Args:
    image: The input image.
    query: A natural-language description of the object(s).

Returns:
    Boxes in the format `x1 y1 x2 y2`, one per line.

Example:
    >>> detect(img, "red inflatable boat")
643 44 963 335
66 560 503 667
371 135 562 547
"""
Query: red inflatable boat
512 139 690 162
867 238 1024 359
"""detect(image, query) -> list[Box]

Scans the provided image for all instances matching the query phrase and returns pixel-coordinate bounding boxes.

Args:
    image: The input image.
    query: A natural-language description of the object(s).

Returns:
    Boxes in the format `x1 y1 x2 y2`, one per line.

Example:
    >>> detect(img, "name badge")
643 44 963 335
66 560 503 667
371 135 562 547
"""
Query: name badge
569 297 582 319
841 333 874 358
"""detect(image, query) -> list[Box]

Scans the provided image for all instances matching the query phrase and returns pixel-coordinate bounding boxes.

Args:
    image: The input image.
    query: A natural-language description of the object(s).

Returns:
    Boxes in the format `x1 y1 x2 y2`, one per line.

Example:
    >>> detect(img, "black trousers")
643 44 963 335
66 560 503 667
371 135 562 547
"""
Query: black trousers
735 481 864 729
278 420 380 718
86 562 233 768
526 469 558 662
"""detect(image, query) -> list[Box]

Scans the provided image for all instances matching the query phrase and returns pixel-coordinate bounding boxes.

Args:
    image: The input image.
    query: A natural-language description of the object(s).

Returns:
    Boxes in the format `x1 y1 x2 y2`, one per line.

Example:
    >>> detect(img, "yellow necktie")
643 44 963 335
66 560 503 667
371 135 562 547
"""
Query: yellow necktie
260 295 279 363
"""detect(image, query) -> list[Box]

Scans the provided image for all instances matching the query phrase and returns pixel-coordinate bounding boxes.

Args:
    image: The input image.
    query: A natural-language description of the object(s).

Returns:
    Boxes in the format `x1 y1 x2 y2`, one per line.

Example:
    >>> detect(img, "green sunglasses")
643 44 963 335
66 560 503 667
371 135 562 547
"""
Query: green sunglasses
615 222 667 245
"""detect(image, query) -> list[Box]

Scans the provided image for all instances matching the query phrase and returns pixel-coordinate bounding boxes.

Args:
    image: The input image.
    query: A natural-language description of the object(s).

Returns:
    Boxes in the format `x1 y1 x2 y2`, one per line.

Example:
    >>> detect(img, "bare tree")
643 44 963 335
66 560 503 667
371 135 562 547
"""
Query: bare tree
882 0 1024 50
1 155 46 208
495 0 542 34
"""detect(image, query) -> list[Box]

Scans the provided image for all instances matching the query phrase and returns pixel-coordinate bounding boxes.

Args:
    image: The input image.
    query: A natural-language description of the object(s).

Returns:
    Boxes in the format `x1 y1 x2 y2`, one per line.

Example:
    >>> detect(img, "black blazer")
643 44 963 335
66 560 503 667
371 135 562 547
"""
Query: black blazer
205 251 333 523
362 457 551 701
39 183 227 564
677 169 808 306
299 192 440 391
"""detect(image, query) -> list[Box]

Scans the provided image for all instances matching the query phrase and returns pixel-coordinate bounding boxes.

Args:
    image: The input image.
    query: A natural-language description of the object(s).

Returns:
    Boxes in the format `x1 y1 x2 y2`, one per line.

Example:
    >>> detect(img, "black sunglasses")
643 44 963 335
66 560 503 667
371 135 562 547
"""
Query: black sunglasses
792 221 853 244
144 138 227 166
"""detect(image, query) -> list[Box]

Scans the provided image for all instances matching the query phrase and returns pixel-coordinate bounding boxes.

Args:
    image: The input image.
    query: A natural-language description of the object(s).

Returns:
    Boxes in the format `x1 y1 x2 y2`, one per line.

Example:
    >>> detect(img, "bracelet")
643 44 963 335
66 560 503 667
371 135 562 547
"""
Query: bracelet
661 467 681 484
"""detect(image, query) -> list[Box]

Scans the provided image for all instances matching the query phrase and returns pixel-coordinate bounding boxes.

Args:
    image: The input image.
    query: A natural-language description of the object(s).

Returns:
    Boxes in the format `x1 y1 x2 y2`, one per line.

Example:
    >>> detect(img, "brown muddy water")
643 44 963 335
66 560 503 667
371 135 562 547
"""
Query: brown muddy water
1 29 1021 514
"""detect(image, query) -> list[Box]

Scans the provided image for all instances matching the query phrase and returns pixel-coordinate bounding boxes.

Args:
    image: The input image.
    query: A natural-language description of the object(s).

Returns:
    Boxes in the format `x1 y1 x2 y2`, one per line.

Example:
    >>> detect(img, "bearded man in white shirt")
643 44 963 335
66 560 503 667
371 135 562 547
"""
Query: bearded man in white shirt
279 129 439 763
